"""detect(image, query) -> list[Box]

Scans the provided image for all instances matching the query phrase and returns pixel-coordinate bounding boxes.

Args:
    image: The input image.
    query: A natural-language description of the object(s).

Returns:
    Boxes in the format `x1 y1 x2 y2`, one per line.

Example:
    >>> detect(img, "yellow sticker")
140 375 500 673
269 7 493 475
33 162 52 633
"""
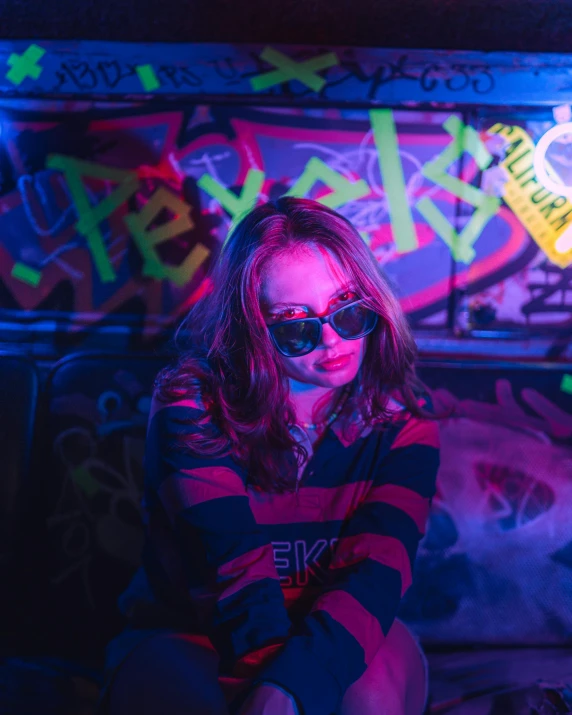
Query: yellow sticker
487 123 572 268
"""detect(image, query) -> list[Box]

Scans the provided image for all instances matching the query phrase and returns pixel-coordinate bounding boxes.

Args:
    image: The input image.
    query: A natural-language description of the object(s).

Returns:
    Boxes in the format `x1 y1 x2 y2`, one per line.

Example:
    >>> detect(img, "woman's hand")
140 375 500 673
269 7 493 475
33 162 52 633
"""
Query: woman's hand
238 683 299 715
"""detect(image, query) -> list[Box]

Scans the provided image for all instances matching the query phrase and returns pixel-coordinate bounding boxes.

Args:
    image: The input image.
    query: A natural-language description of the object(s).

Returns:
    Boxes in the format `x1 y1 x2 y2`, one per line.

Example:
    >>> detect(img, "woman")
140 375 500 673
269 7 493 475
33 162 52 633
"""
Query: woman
102 197 441 715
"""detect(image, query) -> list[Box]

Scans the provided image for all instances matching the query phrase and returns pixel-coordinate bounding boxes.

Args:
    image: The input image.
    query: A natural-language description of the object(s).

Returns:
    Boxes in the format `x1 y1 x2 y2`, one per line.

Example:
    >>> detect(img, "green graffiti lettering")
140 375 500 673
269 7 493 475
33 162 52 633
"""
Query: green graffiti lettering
124 186 210 286
415 115 500 264
285 156 369 209
369 109 418 253
46 155 139 283
198 168 265 220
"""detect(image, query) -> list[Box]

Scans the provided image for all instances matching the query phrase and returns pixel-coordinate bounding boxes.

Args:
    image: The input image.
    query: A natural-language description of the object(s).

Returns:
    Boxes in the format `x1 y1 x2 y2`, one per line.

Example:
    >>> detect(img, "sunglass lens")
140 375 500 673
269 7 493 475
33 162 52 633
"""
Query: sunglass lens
333 303 377 338
272 320 321 357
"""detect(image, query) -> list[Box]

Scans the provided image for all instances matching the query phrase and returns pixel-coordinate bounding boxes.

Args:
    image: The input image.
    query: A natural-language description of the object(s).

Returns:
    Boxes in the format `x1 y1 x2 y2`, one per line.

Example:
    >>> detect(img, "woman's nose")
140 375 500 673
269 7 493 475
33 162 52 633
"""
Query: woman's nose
320 322 340 347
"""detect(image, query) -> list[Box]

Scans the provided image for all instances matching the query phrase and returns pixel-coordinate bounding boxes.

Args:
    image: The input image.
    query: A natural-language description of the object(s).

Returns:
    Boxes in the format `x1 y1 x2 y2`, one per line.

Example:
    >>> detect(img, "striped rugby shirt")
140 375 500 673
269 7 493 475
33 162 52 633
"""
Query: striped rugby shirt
132 388 440 715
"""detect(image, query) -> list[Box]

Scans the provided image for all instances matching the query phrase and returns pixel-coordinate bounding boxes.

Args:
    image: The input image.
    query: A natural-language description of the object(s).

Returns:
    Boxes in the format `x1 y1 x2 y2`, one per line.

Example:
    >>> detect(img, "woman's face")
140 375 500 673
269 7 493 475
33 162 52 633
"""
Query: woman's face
260 245 368 389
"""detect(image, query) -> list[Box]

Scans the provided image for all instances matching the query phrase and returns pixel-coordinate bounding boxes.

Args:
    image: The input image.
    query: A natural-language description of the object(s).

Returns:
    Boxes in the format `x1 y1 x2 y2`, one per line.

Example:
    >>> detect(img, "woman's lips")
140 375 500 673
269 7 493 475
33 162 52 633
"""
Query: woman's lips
315 354 352 371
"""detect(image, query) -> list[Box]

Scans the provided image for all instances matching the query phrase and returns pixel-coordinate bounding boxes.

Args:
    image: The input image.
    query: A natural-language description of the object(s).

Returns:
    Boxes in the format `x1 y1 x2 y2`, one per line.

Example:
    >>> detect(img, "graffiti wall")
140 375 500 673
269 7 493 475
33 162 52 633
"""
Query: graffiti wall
0 100 571 351
0 42 569 666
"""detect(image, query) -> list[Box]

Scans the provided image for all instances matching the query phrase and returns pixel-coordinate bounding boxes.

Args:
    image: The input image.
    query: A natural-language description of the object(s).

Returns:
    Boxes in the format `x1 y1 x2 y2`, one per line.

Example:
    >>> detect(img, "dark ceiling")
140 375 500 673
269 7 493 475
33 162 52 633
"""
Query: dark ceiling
1 0 571 54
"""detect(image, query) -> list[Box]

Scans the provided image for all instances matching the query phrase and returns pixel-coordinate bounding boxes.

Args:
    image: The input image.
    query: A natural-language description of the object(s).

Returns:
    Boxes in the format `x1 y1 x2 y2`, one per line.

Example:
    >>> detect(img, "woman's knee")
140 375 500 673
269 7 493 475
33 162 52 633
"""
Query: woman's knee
108 632 228 715
340 619 427 715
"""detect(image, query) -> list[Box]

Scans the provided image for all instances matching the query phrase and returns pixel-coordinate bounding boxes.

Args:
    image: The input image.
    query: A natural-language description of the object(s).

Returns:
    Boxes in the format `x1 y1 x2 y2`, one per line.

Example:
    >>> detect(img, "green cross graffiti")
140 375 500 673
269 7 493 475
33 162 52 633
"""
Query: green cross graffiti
6 44 46 85
251 47 338 92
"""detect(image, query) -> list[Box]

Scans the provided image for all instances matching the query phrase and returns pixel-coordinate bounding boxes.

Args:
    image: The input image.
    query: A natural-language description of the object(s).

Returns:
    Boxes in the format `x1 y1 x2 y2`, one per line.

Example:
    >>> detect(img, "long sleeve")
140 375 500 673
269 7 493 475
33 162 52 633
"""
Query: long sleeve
145 396 292 673
257 413 440 715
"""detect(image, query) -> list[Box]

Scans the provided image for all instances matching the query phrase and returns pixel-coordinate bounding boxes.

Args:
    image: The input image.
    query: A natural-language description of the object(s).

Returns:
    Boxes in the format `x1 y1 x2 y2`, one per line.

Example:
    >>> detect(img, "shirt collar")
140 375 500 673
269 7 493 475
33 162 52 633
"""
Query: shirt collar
330 392 406 447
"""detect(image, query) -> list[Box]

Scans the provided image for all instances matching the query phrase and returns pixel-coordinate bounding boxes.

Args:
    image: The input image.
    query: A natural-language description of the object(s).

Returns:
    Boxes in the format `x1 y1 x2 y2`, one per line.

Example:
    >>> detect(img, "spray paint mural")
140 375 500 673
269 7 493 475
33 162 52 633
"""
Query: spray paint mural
0 101 571 348
0 44 569 714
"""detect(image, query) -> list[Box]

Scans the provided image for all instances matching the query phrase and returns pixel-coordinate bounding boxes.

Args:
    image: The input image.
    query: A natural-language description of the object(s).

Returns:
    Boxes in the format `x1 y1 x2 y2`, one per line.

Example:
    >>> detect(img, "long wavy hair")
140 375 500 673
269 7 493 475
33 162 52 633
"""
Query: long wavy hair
155 196 438 493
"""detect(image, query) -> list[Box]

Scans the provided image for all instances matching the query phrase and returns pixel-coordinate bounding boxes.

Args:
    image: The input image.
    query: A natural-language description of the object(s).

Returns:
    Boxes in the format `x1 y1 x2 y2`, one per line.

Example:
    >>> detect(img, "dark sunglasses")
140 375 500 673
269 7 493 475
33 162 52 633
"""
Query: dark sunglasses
267 299 378 358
